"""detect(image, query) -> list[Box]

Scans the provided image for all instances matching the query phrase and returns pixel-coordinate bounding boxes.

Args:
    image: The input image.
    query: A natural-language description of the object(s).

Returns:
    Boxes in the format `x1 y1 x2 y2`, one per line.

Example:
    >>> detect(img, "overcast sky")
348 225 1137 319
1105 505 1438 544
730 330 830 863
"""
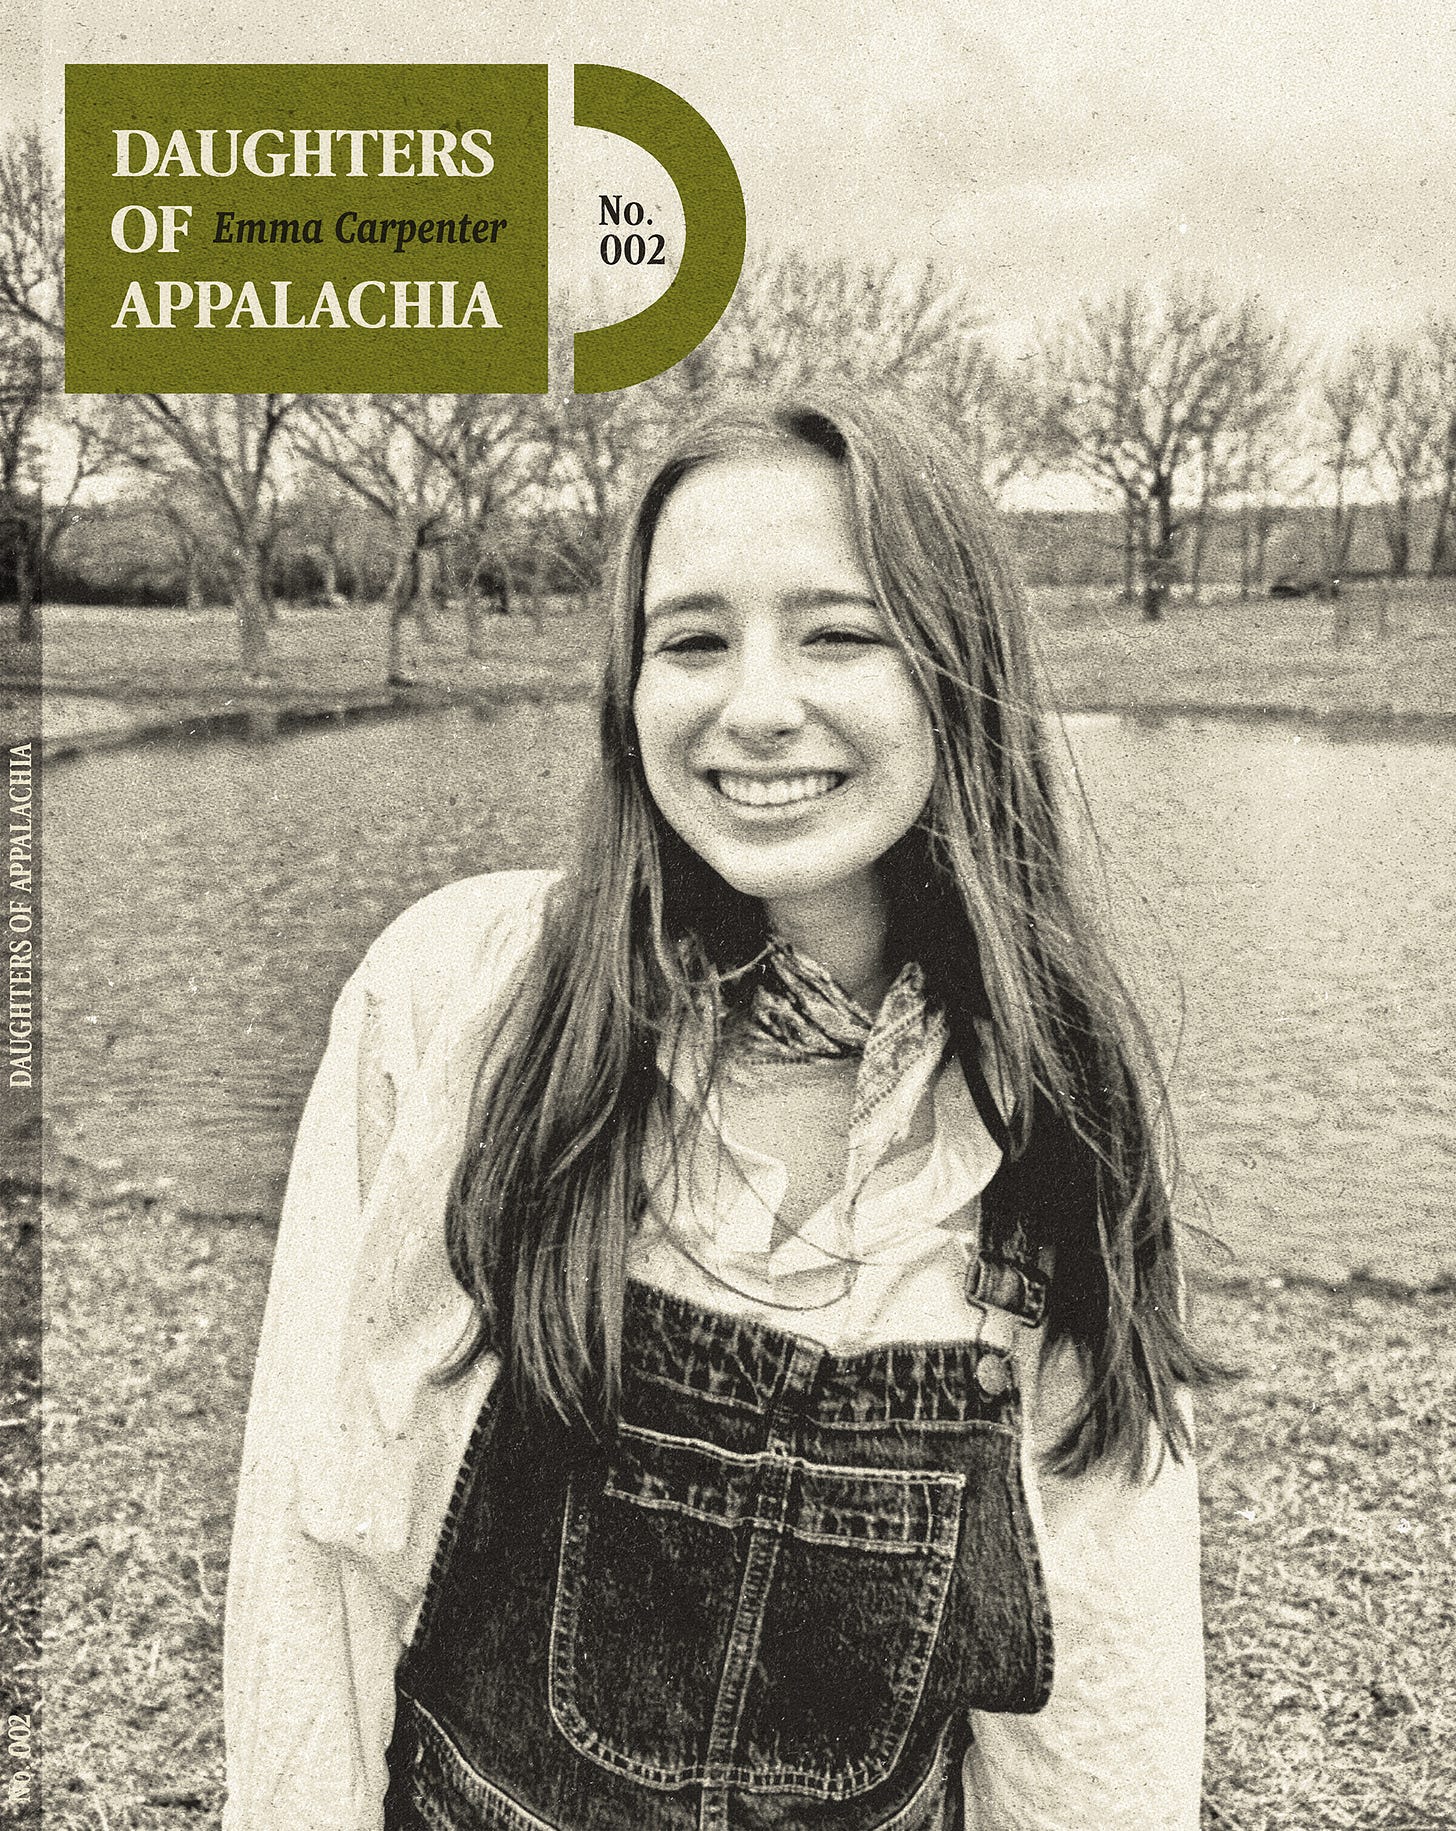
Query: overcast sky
13 0 1456 353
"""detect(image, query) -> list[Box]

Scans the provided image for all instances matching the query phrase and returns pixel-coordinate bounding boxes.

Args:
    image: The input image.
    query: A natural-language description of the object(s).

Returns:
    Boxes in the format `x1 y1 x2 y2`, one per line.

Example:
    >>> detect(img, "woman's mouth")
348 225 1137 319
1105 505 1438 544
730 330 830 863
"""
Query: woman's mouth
709 771 845 808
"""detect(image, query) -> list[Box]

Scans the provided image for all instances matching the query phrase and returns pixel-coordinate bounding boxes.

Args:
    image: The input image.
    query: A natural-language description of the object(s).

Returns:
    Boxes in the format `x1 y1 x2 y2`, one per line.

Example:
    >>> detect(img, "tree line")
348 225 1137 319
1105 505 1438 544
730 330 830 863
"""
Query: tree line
2 125 1453 673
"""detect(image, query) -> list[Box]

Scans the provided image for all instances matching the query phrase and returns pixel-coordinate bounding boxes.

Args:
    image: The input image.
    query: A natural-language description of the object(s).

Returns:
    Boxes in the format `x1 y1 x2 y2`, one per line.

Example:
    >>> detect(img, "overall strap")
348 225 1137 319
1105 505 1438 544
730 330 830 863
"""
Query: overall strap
936 967 1106 1334
936 988 1054 1332
957 1052 1070 1331
968 1123 1057 1329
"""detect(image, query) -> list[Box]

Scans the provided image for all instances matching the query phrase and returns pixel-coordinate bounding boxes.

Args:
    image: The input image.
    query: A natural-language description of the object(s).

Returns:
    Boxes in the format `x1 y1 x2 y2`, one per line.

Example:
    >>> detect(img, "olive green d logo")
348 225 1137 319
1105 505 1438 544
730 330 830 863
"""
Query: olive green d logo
573 65 746 395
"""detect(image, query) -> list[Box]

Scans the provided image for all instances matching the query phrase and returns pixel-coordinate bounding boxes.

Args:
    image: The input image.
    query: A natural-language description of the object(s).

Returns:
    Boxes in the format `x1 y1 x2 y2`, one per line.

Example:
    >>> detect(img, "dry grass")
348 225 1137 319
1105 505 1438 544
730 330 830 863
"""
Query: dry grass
1034 578 1456 723
15 1188 1452 1828
28 597 601 719
1193 1276 1455 1830
39 1194 271 1828
0 1193 42 1831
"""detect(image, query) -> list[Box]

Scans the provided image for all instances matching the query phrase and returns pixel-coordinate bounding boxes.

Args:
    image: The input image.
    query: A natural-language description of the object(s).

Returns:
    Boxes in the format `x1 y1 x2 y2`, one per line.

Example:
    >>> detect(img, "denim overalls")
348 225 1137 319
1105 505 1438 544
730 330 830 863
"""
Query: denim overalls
384 1123 1061 1831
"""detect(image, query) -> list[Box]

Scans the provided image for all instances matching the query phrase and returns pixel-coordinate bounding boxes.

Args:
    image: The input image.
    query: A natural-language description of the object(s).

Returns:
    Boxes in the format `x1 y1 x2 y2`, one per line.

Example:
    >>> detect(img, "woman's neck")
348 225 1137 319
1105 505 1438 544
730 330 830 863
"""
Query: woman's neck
764 872 892 1010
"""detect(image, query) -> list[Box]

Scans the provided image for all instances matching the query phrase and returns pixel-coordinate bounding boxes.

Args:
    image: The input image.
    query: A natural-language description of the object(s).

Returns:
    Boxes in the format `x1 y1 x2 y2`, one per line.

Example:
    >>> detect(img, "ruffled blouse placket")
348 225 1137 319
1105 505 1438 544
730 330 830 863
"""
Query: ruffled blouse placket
640 955 1006 1324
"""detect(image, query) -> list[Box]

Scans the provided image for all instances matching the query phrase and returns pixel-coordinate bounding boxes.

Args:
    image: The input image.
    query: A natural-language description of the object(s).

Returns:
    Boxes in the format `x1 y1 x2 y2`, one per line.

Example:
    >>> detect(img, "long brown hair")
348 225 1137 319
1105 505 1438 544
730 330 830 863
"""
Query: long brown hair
445 388 1215 1475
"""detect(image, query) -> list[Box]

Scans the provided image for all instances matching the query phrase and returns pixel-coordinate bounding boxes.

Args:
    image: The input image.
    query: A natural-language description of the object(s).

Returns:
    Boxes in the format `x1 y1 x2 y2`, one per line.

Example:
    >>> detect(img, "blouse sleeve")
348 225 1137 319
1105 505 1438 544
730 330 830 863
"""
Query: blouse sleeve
223 958 408 1831
964 1345 1205 1830
223 872 555 1831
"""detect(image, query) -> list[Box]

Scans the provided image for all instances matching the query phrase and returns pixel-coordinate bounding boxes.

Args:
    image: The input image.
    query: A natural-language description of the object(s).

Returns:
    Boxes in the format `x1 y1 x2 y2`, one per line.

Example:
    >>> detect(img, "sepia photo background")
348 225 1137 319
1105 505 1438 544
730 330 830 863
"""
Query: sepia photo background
2 2 1453 1825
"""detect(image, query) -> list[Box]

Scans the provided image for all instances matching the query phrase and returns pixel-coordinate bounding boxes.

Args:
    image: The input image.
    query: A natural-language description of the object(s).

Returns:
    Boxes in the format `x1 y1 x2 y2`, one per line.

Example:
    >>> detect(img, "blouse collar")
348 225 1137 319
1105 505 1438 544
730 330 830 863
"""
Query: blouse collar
646 940 1000 1312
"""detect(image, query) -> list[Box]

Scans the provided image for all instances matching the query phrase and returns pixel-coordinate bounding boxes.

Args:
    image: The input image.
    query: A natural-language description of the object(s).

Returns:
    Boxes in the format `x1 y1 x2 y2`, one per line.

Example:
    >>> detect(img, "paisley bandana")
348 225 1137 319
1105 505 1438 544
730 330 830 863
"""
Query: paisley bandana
728 938 949 1134
735 936 878 1061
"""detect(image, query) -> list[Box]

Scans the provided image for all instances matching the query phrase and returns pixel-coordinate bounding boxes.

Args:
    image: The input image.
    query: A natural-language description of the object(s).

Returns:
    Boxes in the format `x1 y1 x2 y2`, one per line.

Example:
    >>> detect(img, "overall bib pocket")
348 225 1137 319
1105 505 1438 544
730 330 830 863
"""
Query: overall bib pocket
547 1423 965 1799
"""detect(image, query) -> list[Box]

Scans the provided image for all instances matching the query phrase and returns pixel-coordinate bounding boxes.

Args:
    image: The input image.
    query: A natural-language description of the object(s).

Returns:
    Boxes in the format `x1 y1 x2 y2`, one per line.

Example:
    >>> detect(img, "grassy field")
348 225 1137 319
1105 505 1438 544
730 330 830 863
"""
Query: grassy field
10 1187 1452 1830
1033 578 1456 723
10 576 1456 758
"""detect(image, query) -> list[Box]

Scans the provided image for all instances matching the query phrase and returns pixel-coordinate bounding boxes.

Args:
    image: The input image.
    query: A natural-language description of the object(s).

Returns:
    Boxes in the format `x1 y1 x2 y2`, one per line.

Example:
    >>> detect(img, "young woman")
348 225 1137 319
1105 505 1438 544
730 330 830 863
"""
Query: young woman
224 392 1212 1831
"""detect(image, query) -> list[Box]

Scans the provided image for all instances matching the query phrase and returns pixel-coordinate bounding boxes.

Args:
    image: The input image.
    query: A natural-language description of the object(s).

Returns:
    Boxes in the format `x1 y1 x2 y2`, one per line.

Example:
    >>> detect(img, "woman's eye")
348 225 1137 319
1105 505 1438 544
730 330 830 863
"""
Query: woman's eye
657 632 727 657
808 627 883 648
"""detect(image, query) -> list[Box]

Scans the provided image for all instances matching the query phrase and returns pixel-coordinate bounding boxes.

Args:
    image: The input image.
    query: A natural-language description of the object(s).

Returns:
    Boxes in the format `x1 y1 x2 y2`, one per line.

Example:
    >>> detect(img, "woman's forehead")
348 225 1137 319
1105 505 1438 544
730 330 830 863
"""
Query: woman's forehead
643 448 867 606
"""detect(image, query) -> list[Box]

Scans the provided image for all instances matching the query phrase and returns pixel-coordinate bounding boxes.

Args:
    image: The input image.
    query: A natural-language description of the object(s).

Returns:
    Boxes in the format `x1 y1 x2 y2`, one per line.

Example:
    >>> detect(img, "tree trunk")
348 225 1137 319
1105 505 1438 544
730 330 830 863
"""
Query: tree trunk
14 535 36 642
1188 456 1216 606
464 555 513 658
387 601 415 682
1142 482 1175 622
184 548 204 613
387 541 432 681
308 546 342 605
1121 502 1137 604
1253 501 1278 595
1380 497 1411 579
1428 455 1456 575
1188 501 1210 605
233 549 272 675
1238 498 1252 602
236 585 269 674
415 545 446 644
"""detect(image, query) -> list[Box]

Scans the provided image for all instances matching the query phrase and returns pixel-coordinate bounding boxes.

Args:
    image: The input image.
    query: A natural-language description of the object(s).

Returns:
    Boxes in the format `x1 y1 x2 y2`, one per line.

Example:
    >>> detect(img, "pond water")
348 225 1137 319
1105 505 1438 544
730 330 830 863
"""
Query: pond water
42 703 1456 1285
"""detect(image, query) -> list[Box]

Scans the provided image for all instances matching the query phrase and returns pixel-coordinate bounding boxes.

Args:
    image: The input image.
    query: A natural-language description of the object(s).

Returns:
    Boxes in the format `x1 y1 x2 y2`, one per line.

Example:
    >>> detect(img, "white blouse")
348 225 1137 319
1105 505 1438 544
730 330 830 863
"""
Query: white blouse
223 870 1205 1831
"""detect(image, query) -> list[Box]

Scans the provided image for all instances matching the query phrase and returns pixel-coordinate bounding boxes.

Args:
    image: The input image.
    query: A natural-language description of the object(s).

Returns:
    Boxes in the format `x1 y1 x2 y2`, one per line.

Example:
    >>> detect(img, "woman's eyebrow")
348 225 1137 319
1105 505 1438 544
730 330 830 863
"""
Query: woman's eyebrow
782 588 881 612
644 586 880 625
644 593 882 637
643 592 725 626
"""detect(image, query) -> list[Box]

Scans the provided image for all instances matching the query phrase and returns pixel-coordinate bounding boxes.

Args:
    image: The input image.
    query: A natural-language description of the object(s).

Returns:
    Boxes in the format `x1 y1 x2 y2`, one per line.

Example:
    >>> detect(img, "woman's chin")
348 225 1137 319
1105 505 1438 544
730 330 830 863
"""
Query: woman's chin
711 860 889 934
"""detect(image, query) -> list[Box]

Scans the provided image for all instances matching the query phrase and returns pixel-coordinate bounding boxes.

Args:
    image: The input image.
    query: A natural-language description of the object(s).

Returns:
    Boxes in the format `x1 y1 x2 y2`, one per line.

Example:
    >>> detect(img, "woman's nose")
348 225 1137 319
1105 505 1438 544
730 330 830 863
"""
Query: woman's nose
718 639 806 741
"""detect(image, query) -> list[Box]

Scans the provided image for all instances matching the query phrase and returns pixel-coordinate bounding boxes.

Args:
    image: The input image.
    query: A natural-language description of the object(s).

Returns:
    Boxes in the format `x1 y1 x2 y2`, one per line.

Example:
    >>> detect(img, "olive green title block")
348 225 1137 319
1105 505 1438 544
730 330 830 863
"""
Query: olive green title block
66 65 548 393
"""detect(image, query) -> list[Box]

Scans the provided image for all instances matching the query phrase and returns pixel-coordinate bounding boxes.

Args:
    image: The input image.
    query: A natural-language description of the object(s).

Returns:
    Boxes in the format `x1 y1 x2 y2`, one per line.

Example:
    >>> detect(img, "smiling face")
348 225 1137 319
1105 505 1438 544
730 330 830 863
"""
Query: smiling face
632 446 937 964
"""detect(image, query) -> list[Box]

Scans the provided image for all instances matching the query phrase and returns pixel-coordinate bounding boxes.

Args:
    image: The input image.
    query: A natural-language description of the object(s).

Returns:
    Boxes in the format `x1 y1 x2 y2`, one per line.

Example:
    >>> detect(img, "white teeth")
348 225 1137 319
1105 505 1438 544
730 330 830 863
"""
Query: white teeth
714 772 840 807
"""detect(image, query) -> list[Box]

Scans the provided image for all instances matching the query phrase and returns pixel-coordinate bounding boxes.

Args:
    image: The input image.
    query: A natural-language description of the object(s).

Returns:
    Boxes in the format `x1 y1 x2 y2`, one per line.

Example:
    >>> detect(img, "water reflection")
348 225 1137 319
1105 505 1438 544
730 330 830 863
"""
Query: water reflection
1061 714 1455 1286
43 704 1456 1284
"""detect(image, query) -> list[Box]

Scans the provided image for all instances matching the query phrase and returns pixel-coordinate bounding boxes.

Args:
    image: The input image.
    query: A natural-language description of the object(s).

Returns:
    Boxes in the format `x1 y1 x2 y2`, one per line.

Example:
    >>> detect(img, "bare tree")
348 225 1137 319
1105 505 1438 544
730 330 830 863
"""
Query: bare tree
929 339 1044 505
1038 277 1276 619
101 395 302 676
405 396 546 645
0 334 44 634
0 129 63 341
36 395 126 581
1365 336 1443 578
530 322 656 598
1186 311 1305 601
533 257 1013 593
295 394 541 676
1317 340 1378 610
0 128 64 643
1418 317 1456 577
1231 422 1315 601
668 252 986 399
